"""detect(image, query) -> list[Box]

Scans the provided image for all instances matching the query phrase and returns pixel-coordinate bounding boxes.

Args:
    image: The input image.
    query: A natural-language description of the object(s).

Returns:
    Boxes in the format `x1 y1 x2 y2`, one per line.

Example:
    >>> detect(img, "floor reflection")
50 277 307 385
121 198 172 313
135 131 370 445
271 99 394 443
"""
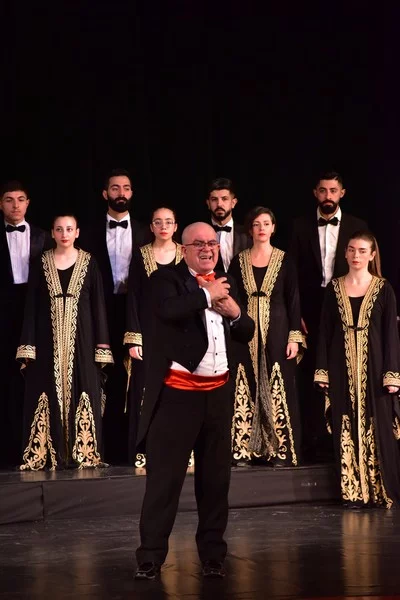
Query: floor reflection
1 505 400 598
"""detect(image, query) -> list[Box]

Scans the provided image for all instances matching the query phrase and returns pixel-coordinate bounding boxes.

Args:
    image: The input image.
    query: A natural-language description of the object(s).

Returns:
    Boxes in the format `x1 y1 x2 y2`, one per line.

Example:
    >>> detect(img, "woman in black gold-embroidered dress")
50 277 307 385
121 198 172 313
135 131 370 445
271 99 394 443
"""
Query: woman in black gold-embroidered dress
315 231 400 508
124 207 183 466
228 206 304 466
16 215 113 470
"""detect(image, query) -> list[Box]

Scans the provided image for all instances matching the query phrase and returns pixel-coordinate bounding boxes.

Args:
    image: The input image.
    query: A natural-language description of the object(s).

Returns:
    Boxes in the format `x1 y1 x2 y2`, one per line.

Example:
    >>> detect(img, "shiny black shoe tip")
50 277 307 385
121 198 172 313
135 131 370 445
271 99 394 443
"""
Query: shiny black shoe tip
134 562 160 580
202 560 226 578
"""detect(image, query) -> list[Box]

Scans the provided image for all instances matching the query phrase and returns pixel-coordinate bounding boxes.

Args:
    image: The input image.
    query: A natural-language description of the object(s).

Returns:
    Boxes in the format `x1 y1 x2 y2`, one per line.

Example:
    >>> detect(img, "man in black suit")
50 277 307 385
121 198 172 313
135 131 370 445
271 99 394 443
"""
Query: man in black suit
289 171 368 461
0 180 51 468
206 177 251 271
79 168 151 464
134 222 254 580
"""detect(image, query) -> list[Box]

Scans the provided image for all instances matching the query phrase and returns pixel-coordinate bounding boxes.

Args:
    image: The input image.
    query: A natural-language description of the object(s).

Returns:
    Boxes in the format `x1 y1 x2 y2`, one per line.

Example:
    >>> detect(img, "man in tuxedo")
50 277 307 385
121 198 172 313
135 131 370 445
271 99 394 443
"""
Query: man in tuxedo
79 168 151 464
0 180 51 468
289 171 367 461
134 222 254 580
206 177 251 271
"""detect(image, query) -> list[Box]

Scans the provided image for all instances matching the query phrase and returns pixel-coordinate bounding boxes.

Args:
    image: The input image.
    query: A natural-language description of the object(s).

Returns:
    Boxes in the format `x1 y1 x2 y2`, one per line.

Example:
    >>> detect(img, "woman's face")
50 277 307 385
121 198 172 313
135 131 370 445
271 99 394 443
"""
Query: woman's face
52 216 79 249
251 213 275 243
150 208 177 242
345 238 375 271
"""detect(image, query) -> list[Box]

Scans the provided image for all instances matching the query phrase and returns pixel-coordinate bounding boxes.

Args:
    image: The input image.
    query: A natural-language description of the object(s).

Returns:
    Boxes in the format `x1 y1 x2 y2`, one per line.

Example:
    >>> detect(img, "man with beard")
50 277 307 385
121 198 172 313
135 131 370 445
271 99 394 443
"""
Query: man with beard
0 180 52 467
79 168 151 464
289 171 367 462
206 177 251 271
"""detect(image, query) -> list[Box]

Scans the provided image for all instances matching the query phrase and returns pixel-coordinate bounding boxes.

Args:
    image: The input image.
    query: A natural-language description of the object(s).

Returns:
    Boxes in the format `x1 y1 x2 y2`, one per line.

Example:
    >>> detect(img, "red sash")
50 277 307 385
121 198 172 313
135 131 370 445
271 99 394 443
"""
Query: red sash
163 369 229 391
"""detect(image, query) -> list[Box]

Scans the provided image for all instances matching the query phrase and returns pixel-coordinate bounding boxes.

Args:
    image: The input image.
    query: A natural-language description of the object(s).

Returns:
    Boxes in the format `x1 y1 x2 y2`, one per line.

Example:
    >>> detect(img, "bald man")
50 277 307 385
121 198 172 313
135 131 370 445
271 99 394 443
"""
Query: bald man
134 222 254 580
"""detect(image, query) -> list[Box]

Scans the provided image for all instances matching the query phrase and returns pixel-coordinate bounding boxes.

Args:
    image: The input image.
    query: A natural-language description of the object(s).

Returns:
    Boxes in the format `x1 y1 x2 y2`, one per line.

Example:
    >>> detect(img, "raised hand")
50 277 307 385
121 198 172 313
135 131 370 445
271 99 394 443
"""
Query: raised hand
199 276 230 302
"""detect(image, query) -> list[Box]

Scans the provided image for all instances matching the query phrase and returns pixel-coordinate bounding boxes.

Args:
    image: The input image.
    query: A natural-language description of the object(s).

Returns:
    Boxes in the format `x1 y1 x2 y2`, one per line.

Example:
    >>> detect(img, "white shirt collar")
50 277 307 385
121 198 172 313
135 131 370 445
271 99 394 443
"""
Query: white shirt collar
188 267 214 277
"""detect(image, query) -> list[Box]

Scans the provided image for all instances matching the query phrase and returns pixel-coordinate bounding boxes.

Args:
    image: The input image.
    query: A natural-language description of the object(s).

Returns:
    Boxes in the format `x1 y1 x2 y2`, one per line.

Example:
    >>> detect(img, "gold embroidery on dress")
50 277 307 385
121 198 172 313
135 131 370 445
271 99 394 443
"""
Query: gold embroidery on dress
340 414 363 502
135 453 146 468
123 332 143 345
334 277 385 504
239 249 284 456
288 330 303 343
232 363 253 461
101 388 106 418
94 348 114 364
141 244 158 277
140 243 184 279
72 392 102 468
366 418 392 507
240 248 284 375
175 244 183 264
314 369 329 384
270 362 297 464
383 371 400 387
20 393 57 471
42 249 90 447
134 450 194 469
324 393 332 434
16 345 36 360
393 416 400 441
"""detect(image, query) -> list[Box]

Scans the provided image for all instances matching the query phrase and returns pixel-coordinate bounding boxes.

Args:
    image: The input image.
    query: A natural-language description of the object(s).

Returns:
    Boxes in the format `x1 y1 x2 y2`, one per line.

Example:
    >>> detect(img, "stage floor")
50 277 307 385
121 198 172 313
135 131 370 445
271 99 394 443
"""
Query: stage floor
1 504 400 599
0 463 339 525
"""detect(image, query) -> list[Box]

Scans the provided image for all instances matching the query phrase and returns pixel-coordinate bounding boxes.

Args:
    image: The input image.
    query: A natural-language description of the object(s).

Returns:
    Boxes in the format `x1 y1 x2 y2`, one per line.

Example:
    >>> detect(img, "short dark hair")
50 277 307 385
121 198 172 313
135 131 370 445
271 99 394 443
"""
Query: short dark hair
244 206 276 235
103 168 132 190
314 171 344 188
52 214 79 228
0 180 29 199
207 177 236 197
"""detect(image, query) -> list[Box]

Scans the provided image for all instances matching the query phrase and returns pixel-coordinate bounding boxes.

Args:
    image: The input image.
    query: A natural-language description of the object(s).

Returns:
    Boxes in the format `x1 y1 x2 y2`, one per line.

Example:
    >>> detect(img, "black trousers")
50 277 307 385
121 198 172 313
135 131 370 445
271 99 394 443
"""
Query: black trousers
136 380 234 566
0 284 26 468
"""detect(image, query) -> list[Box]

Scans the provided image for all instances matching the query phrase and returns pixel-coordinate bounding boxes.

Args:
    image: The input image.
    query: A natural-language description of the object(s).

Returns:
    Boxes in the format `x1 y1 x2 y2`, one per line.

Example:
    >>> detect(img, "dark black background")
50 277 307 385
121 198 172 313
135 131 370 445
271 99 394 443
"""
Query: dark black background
1 2 397 278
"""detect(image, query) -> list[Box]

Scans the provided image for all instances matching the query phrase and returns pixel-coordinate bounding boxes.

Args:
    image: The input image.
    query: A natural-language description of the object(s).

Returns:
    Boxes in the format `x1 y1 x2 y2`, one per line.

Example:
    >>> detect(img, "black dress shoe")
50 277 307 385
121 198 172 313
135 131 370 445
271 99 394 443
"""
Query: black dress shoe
134 562 160 580
202 560 226 578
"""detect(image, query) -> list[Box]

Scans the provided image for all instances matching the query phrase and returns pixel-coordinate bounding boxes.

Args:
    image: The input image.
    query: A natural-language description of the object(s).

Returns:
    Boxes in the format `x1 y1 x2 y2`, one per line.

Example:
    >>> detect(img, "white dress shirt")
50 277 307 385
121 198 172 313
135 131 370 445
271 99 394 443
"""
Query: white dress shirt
317 206 342 287
170 269 229 376
106 214 132 294
212 217 234 271
5 219 30 284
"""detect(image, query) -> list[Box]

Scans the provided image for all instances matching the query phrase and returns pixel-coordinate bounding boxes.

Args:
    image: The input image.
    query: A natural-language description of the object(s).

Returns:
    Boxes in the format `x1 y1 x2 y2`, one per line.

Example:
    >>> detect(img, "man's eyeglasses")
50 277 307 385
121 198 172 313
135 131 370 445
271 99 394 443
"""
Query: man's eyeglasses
152 219 175 228
184 240 219 249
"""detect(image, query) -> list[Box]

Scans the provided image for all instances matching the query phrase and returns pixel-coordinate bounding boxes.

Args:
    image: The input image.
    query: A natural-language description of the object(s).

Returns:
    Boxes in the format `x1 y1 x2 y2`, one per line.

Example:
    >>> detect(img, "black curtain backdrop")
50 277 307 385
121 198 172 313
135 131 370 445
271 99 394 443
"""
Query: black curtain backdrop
1 3 397 279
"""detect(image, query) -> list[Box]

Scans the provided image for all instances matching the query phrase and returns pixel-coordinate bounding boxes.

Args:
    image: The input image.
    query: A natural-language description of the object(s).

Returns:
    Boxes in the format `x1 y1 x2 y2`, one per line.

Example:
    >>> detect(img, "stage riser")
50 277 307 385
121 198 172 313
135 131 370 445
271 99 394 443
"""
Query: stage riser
0 466 339 525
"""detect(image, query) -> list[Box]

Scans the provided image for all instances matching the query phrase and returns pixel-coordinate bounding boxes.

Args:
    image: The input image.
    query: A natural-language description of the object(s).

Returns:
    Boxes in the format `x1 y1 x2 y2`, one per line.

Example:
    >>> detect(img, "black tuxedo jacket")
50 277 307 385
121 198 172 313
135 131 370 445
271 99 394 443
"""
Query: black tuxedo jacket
78 216 152 302
289 211 367 325
214 222 252 271
136 260 255 449
0 222 52 300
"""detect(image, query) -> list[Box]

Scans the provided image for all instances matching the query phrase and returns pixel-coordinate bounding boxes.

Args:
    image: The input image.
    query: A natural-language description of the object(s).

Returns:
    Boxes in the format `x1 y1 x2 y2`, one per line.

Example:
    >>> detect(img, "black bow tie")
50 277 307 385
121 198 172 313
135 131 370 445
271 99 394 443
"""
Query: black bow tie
5 224 26 233
318 216 339 227
109 220 128 229
213 224 232 233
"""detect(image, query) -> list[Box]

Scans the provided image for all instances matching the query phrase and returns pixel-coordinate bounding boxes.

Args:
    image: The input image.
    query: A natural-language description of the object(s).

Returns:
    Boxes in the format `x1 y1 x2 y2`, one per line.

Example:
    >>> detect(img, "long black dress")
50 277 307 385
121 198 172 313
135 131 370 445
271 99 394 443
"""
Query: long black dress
124 243 183 466
314 276 400 507
16 249 113 470
228 248 304 465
